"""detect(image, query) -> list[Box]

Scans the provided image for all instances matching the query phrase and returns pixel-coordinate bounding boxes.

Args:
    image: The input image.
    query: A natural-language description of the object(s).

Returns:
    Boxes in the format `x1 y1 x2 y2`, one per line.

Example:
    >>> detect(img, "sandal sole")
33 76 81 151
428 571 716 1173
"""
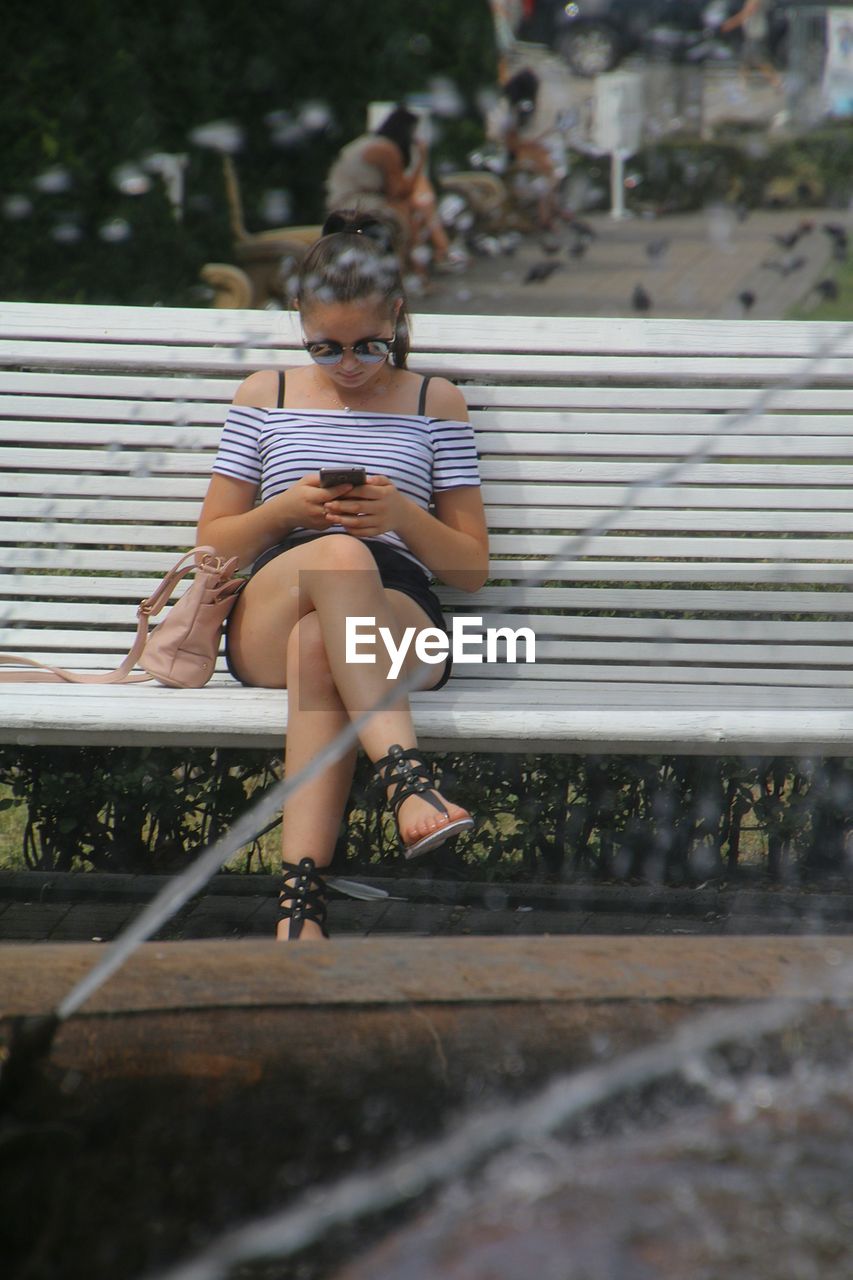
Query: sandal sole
403 816 475 861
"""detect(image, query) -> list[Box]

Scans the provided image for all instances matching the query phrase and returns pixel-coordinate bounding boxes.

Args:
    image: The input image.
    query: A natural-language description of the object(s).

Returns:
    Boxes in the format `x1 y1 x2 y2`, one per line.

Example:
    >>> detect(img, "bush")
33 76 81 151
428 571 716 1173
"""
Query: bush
2 0 497 306
2 745 851 884
625 123 853 215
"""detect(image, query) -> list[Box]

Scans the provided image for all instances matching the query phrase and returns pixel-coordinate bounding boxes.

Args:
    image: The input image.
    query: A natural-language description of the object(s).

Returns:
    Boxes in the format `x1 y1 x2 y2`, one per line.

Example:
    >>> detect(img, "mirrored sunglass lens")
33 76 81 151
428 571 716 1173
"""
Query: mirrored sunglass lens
306 341 343 364
353 339 391 362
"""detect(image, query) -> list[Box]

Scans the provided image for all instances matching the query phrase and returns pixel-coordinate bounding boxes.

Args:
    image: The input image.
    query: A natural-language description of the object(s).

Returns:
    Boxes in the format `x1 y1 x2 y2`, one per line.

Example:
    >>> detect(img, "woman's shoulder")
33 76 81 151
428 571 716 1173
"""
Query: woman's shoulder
423 376 469 421
232 369 281 408
361 135 402 166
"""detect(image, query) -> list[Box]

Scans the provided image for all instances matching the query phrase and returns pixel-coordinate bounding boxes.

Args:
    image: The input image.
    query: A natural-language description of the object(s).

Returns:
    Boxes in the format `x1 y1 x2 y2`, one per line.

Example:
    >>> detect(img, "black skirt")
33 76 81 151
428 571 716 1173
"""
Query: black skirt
226 532 452 689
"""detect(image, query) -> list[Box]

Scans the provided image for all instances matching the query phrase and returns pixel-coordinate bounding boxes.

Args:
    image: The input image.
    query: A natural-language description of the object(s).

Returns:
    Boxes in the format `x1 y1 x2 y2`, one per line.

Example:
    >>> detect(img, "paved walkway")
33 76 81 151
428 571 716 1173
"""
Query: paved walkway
415 205 848 321
1 870 850 943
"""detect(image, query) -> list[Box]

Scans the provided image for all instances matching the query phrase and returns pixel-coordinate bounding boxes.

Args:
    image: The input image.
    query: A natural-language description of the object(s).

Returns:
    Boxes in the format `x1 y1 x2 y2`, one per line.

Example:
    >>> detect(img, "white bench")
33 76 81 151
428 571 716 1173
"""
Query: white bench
3 300 853 756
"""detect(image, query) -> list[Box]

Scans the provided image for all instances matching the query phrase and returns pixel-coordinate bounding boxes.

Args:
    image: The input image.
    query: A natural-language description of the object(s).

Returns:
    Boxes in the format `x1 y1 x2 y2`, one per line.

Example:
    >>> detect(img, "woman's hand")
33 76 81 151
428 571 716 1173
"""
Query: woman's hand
323 475 405 538
273 473 354 532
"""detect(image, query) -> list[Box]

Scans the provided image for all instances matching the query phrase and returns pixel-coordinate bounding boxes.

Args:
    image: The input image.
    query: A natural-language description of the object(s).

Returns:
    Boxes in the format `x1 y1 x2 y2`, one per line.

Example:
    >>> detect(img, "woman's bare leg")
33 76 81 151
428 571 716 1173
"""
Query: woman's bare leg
228 536 471 936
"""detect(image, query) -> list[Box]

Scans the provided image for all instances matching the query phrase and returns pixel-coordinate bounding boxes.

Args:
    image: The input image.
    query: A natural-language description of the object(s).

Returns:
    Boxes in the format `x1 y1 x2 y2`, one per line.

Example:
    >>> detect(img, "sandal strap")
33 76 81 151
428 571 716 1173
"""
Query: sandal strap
279 857 328 938
372 744 449 821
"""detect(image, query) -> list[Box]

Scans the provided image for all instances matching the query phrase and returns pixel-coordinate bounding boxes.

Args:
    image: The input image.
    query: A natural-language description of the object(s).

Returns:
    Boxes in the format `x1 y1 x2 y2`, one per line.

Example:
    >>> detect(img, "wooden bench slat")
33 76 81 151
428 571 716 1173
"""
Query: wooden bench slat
7 561 853 589
11 459 853 493
5 681 853 754
6 577 853 613
7 508 853 538
8 369 853 413
7 523 853 563
6 655 853 688
9 337 853 383
13 462 853 495
6 303 853 358
10 488 853 523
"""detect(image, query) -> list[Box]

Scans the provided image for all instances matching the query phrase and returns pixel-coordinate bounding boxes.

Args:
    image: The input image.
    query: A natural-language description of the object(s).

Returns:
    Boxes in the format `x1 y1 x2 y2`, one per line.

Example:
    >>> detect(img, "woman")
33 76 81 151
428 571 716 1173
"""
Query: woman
488 66 568 231
196 211 489 941
325 106 460 277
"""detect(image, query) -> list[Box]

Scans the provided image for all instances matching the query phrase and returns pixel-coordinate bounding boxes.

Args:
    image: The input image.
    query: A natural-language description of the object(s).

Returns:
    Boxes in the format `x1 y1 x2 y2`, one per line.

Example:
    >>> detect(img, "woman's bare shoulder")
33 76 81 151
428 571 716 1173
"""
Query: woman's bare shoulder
424 376 469 420
361 136 402 168
232 369 281 406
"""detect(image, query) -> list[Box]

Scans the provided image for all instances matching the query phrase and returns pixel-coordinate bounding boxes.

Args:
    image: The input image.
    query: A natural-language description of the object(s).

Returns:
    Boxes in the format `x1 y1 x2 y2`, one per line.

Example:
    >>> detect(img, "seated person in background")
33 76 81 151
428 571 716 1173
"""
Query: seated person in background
487 66 569 231
325 106 461 280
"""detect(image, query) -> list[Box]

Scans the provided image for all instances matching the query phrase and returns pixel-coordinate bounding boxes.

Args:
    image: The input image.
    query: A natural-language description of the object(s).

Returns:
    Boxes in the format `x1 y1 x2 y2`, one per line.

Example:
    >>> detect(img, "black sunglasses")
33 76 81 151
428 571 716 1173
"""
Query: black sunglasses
302 335 394 365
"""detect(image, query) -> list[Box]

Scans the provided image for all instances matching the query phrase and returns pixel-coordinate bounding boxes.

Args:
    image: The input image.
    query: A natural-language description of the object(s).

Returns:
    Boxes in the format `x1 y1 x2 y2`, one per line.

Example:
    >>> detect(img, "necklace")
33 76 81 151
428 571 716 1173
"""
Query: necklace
319 367 396 413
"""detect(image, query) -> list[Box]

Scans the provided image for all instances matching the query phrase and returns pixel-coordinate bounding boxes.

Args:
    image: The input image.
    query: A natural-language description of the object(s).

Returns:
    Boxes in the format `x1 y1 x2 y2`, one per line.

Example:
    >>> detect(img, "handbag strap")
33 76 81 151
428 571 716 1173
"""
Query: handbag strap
0 546 224 684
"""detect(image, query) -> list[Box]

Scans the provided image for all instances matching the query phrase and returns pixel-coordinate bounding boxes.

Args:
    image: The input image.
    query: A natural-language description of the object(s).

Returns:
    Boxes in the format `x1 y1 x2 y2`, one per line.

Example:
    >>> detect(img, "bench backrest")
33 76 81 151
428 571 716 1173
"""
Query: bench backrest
3 301 853 689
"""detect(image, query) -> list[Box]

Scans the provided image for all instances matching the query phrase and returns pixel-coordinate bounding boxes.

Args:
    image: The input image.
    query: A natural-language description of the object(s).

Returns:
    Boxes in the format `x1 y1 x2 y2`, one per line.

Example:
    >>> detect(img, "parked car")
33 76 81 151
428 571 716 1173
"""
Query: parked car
516 0 789 78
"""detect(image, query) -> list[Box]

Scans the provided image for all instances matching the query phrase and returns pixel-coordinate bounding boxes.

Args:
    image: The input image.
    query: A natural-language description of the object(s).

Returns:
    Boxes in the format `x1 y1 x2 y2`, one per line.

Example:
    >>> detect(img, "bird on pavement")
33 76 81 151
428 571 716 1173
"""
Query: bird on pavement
761 254 806 276
645 237 670 262
631 283 652 313
815 278 839 300
738 290 756 312
822 224 849 259
822 222 848 246
569 218 597 241
524 260 563 284
772 225 810 250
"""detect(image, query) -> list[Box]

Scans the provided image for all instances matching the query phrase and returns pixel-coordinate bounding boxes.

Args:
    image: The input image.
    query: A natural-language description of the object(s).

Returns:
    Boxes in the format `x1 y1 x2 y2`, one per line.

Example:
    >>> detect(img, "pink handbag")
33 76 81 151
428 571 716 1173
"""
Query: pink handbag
0 547 244 688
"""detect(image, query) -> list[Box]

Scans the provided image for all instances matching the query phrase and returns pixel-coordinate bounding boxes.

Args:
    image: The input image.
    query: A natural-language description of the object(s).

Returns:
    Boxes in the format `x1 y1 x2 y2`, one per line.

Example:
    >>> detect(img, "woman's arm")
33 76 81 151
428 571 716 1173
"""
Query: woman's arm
362 137 426 201
395 485 490 592
196 371 339 568
324 378 490 592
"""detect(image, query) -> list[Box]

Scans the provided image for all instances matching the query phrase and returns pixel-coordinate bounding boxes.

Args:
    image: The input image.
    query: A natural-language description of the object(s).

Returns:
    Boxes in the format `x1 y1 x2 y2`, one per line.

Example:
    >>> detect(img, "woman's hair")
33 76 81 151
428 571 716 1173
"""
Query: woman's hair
374 105 419 168
295 210 411 368
501 67 539 127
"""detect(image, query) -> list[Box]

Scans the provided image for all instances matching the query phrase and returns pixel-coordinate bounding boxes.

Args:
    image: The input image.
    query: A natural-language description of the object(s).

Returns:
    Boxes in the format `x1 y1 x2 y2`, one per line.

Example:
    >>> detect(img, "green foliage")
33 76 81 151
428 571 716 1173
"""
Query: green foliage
0 745 280 873
2 745 850 884
2 0 497 305
625 123 853 214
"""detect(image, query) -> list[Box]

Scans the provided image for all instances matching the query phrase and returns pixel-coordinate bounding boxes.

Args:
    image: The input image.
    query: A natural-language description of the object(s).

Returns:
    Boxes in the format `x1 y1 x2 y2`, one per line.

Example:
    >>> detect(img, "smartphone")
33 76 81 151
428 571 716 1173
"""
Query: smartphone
319 466 366 487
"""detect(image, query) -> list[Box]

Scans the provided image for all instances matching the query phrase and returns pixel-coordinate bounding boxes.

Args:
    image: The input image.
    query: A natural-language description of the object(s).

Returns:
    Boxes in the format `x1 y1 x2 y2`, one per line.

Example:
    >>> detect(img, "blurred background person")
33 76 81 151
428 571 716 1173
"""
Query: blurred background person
486 65 570 231
325 105 462 282
721 0 783 90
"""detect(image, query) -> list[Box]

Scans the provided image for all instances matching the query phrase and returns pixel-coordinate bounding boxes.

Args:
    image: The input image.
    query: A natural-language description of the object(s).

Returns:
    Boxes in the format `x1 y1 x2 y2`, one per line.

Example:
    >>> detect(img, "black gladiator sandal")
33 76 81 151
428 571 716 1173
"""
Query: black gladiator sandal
278 857 329 939
372 744 474 861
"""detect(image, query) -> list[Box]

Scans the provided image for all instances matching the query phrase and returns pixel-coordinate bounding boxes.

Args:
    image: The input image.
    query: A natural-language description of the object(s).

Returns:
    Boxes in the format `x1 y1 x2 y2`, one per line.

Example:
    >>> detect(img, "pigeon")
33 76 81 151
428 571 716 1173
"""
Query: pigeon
568 238 589 260
822 223 848 249
738 290 756 312
773 227 805 250
539 233 562 255
645 236 670 262
761 254 806 276
815 278 839 300
631 283 652 313
524 260 563 284
569 217 597 240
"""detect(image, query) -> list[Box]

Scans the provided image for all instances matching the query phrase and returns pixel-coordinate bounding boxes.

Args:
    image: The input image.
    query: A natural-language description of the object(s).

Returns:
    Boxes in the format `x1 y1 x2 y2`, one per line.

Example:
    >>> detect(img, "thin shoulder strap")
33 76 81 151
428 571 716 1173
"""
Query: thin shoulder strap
276 370 286 408
417 374 432 417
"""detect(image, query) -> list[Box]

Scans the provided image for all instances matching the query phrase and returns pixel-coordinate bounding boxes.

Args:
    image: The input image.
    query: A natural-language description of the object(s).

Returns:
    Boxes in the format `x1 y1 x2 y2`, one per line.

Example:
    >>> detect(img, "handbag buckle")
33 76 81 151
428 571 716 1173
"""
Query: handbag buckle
199 553 227 573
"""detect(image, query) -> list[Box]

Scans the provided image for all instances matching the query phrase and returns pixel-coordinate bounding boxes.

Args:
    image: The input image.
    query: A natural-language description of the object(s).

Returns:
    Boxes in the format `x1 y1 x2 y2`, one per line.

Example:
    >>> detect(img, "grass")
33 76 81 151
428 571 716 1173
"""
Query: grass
0 785 28 869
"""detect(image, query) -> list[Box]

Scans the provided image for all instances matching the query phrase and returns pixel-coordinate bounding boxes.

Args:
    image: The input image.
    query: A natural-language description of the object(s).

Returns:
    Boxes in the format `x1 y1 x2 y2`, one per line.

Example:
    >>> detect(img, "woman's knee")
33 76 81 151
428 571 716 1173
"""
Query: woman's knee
287 612 338 693
301 536 382 586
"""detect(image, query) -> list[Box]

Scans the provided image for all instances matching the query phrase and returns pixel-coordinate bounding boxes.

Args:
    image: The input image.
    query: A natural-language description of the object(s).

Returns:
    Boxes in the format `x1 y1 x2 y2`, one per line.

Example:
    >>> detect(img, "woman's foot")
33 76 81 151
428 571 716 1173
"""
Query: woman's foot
394 789 474 859
373 744 475 861
276 857 330 941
